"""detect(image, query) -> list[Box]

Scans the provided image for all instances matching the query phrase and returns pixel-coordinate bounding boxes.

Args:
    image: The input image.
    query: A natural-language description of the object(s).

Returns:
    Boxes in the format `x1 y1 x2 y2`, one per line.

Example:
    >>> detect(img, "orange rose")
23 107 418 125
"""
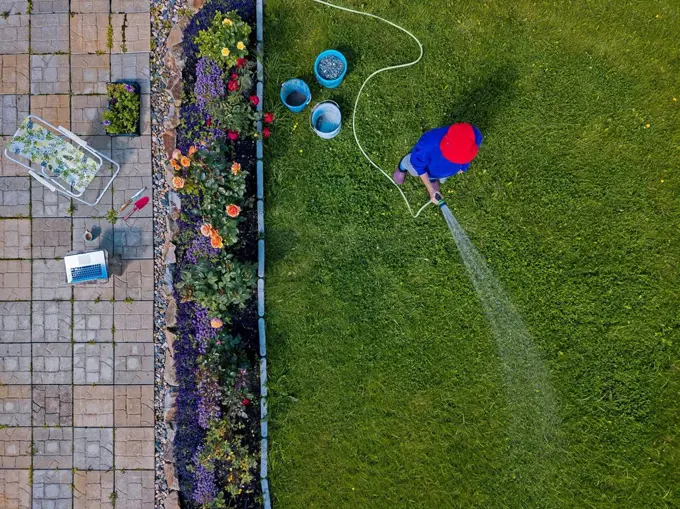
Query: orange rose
231 162 241 175
210 317 223 329
180 156 191 167
200 223 213 237
170 159 180 170
172 176 185 189
226 204 241 218
210 235 224 249
188 145 198 156
172 149 182 159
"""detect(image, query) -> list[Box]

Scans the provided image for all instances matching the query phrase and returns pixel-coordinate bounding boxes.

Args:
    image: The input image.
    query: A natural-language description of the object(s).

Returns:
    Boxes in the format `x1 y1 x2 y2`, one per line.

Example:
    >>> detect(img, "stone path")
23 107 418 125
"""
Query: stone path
0 1 154 507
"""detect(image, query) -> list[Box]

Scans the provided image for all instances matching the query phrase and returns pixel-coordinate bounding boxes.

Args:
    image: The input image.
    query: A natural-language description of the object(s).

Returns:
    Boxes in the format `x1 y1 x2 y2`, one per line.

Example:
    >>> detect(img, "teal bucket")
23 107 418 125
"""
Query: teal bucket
311 101 341 140
280 79 311 113
314 50 348 89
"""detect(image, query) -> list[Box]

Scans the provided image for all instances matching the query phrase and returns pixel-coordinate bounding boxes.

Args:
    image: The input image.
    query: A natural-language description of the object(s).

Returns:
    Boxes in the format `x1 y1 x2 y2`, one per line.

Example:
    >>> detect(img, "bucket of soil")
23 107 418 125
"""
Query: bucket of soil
280 78 312 113
314 50 347 89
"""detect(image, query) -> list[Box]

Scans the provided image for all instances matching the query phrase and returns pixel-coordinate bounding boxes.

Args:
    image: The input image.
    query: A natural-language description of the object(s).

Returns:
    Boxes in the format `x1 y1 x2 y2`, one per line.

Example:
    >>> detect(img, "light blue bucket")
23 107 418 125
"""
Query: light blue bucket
314 50 347 89
310 101 341 140
280 79 311 113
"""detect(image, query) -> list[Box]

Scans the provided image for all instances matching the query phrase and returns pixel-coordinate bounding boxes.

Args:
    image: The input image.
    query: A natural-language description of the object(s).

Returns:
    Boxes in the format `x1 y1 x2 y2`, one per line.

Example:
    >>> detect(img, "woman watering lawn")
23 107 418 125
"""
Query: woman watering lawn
394 122 483 203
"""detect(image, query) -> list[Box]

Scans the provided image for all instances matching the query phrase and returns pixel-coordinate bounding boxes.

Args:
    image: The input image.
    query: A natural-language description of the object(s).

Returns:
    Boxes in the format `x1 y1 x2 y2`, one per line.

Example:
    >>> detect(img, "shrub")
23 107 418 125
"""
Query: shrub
102 83 140 135
195 11 251 69
177 252 256 316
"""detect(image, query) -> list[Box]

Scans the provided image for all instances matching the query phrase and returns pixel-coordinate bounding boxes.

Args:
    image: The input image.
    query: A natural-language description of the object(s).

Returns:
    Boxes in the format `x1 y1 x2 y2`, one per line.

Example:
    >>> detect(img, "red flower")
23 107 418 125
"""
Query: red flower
237 57 247 68
249 95 259 107
227 130 239 140
263 112 275 124
227 80 239 92
262 127 271 139
242 398 250 406
206 117 212 127
231 73 239 80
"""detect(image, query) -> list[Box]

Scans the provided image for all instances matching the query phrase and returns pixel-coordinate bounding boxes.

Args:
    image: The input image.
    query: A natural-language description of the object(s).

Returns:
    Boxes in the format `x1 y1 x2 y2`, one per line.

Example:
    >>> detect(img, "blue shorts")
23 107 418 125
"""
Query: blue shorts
399 154 448 183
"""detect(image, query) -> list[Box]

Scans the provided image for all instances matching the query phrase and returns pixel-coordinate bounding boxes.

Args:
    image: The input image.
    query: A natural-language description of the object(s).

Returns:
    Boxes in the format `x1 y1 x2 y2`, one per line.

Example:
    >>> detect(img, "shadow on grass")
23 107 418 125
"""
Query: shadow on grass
445 64 519 134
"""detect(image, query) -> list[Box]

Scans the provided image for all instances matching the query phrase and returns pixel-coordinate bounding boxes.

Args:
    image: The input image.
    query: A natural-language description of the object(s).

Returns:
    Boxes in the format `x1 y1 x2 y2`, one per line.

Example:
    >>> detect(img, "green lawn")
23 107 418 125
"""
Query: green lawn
263 1 680 507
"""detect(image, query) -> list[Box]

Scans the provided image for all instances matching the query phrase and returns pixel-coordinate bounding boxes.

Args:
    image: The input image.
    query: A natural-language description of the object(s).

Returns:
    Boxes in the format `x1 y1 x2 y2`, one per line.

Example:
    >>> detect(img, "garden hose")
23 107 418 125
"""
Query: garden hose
311 0 432 218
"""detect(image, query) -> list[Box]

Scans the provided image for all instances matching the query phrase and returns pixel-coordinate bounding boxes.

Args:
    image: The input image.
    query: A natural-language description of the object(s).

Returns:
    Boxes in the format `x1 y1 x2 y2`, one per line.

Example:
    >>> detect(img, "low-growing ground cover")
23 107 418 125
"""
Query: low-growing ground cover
264 0 680 507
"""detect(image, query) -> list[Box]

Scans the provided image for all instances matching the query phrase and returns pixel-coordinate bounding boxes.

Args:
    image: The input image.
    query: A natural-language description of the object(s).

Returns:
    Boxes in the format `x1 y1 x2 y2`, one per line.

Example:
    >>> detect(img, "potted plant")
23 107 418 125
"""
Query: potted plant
102 81 141 136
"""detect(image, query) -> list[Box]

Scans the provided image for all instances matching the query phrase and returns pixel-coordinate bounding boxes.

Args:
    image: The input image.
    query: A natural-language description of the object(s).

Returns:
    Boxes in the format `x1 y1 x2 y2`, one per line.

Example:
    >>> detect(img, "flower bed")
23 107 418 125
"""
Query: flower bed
166 1 272 507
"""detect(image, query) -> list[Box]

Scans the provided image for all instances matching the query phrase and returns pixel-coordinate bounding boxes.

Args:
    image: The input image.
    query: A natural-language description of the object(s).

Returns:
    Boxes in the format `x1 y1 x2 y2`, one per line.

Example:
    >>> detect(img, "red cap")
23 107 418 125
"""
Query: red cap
440 123 479 164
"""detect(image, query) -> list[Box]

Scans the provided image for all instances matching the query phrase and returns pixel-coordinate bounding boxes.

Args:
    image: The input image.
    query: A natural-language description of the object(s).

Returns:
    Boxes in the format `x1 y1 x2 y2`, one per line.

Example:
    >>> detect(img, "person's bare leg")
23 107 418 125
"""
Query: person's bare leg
393 164 407 185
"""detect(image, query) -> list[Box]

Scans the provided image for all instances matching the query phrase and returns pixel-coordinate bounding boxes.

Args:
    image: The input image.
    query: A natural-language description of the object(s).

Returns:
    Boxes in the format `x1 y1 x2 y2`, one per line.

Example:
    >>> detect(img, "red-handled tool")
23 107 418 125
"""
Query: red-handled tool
123 196 149 222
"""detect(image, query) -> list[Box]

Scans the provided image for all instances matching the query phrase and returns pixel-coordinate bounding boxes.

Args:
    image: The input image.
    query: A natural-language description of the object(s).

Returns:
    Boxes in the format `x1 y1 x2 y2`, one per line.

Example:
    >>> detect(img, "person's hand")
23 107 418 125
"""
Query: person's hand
429 190 441 204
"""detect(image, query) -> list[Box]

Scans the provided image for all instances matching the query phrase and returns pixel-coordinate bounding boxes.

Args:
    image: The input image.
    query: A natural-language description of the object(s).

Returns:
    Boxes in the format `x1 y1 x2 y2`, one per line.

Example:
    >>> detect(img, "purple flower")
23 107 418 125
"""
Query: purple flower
124 83 135 93
111 98 118 105
102 120 111 126
194 57 225 111
191 448 218 505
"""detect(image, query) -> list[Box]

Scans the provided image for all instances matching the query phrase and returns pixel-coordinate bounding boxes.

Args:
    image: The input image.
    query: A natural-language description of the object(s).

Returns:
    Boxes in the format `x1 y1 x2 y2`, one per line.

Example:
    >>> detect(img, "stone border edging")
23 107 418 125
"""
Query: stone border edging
255 0 271 508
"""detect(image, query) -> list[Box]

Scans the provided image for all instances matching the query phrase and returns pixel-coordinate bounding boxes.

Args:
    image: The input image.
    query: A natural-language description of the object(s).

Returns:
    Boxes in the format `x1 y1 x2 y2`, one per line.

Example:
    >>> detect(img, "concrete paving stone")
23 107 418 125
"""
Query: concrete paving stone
0 302 31 343
0 136 26 176
31 13 69 53
114 385 153 426
0 0 28 14
0 260 31 300
74 470 114 509
30 54 70 95
0 385 31 425
111 52 150 93
31 178 73 217
30 94 70 129
115 470 153 509
70 13 110 54
81 135 112 158
0 343 31 383
111 135 151 168
0 15 29 54
74 427 113 470
114 259 153 300
0 176 30 216
32 218 73 258
113 301 153 342
114 216 153 259
72 217 114 252
0 54 29 94
73 385 113 426
71 94 108 136
0 469 31 509
112 13 150 54
114 428 154 469
32 0 69 13
32 301 72 343
111 0 149 12
34 427 73 469
72 177 114 218
0 218 31 257
140 93 151 134
114 343 153 384
33 343 72 383
33 469 72 509
33 384 73 426
73 276 113 301
74 343 114 384
33 259 72 301
113 175 152 217
70 0 109 12
0 94 29 135
0 427 31 468
74 300 114 342
72 54 111 95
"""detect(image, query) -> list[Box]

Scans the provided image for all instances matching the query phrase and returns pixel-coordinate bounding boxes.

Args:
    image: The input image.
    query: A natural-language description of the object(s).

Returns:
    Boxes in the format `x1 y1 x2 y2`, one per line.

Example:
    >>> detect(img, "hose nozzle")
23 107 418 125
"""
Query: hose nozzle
434 193 446 208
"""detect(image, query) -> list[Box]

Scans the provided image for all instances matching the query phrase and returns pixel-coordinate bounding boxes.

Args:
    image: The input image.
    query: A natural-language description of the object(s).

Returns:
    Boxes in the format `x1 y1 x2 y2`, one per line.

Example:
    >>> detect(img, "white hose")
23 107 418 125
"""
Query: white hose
311 0 432 218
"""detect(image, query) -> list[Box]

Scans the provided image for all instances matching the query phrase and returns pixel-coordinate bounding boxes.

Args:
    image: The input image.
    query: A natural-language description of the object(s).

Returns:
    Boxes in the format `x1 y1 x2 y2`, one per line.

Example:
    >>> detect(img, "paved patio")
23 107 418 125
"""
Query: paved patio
0 0 154 507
